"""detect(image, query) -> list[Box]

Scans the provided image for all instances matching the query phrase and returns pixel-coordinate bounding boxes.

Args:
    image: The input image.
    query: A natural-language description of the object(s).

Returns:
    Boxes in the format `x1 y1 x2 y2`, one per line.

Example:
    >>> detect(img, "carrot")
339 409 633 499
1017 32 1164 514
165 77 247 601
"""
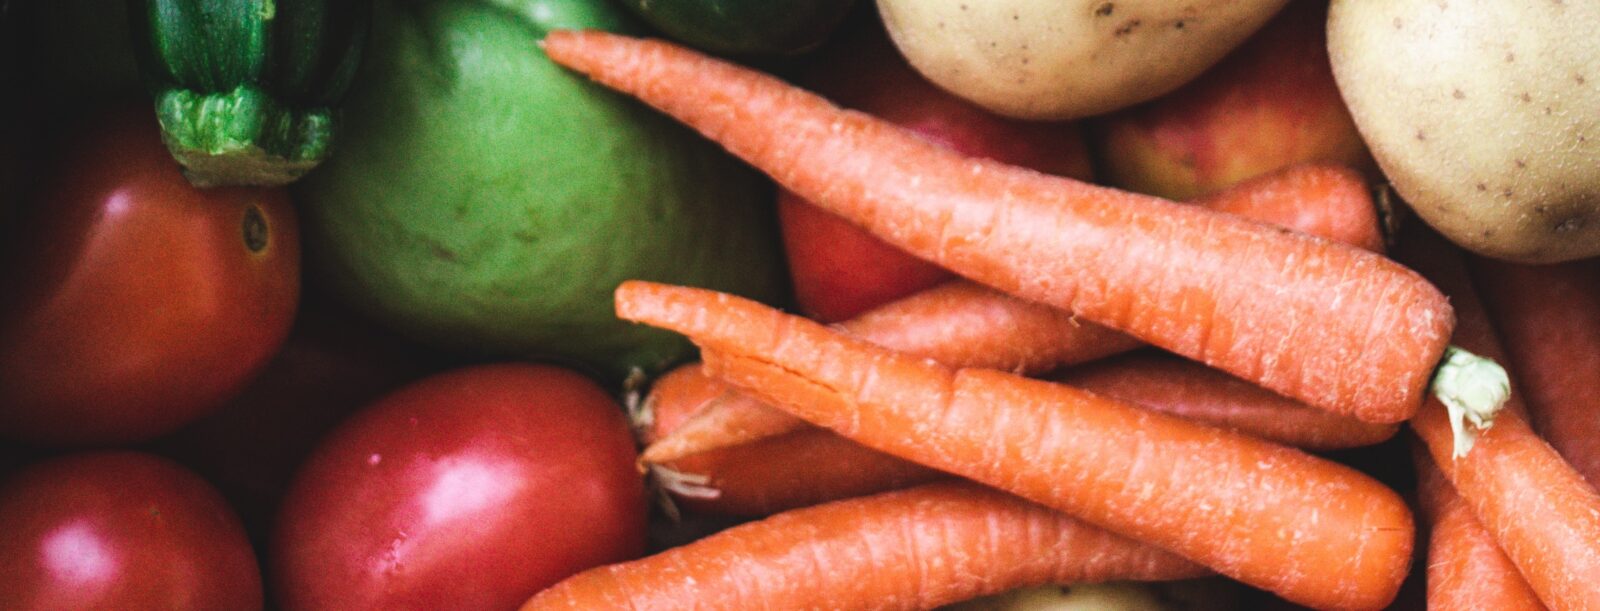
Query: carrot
522 481 1208 610
545 30 1453 424
648 164 1391 462
1471 256 1600 486
1397 230 1600 609
1055 351 1399 451
647 351 1394 516
616 281 1414 610
1413 443 1544 610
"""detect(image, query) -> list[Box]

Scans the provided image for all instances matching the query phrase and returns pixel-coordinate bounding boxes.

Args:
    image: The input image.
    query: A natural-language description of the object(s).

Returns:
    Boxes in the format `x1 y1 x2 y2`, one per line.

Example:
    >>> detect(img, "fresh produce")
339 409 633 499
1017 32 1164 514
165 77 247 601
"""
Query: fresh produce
1473 256 1600 485
0 107 299 445
127 0 371 187
297 0 785 382
947 581 1238 611
1413 445 1542 609
523 482 1208 610
617 281 1414 610
779 19 1094 322
0 452 261 610
1328 0 1600 263
543 30 1451 424
622 0 858 55
1092 0 1371 201
874 0 1288 119
1396 230 1600 609
273 364 648 610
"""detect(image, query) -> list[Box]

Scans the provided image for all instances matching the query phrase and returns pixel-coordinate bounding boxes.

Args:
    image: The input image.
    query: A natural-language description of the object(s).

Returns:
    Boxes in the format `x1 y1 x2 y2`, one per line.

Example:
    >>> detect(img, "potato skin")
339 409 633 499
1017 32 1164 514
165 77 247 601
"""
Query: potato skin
876 0 1287 120
1329 0 1600 263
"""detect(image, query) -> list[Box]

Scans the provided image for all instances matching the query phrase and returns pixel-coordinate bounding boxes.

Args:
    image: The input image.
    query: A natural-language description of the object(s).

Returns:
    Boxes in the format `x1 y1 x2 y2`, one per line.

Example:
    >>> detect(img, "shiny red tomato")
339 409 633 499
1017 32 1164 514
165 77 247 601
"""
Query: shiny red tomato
0 107 299 445
0 452 262 610
273 363 648 610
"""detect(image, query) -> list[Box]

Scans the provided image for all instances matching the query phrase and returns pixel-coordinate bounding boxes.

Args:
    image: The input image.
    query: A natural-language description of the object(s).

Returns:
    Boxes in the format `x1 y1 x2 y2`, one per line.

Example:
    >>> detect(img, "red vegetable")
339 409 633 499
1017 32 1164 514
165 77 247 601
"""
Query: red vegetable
0 107 299 445
0 452 262 610
273 364 647 610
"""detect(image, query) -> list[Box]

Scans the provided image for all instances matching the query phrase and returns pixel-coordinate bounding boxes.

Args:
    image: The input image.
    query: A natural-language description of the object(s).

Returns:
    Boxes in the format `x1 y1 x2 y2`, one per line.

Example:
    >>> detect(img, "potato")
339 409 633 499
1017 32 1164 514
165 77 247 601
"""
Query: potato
876 0 1287 120
1329 0 1600 262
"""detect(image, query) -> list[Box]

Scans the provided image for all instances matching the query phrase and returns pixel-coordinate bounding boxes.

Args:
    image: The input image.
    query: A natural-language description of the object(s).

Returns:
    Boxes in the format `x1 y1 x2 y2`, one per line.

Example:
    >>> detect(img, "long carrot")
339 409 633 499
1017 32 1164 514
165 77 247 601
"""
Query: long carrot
645 353 1393 516
649 164 1390 462
1397 230 1600 609
522 481 1208 610
545 31 1452 424
1056 352 1398 451
1413 443 1543 610
1471 256 1600 486
616 281 1413 610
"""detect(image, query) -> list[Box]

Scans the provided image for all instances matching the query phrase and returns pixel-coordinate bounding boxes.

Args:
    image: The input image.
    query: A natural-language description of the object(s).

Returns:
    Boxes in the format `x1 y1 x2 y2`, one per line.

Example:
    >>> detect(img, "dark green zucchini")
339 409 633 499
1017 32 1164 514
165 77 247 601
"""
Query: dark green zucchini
129 0 370 187
624 0 858 56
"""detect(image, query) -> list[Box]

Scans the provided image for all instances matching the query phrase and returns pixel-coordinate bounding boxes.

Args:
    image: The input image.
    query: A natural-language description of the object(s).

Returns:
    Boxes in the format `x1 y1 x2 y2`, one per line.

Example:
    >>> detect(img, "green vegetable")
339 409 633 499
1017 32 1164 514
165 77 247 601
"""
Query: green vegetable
129 0 370 187
296 0 787 382
624 0 858 56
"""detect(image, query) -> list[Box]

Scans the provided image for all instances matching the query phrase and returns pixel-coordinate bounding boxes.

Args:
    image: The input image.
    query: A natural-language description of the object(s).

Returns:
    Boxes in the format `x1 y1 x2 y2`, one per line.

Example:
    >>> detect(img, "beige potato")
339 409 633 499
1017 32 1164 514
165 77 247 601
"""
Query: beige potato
876 0 1287 120
1329 0 1600 262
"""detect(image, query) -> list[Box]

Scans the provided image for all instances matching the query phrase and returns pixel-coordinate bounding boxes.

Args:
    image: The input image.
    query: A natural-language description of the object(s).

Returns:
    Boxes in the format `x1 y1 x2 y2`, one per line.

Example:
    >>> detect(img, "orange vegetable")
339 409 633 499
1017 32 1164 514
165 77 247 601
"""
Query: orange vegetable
1414 443 1543 610
1473 256 1600 486
616 281 1413 610
647 163 1390 462
544 30 1452 424
521 481 1207 610
1398 231 1600 609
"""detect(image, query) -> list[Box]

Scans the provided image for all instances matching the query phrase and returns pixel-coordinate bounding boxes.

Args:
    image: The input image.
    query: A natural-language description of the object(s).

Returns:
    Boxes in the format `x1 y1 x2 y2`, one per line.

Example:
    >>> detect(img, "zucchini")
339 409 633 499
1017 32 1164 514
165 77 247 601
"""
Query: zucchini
129 0 370 187
624 0 858 56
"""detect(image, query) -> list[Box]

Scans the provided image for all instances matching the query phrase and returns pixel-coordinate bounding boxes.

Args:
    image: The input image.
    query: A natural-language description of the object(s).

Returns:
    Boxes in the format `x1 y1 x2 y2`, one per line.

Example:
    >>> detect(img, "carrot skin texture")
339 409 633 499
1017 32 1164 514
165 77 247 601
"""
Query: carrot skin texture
1398 234 1600 610
1414 444 1544 611
649 164 1391 461
546 31 1452 424
522 482 1207 611
1056 352 1399 451
617 282 1414 610
1471 257 1600 486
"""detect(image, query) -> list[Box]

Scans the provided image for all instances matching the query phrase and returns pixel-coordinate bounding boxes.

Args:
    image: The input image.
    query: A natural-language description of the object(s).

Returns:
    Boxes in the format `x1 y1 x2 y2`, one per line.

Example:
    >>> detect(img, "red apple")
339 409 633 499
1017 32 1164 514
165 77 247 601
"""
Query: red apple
780 20 1094 323
1091 1 1373 202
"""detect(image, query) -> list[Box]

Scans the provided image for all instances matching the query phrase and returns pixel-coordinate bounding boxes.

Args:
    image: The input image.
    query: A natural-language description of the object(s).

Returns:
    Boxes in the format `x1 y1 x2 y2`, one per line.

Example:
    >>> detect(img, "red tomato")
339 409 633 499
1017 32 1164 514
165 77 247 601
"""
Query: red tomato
0 106 299 445
0 452 262 610
273 363 648 610
780 23 1094 323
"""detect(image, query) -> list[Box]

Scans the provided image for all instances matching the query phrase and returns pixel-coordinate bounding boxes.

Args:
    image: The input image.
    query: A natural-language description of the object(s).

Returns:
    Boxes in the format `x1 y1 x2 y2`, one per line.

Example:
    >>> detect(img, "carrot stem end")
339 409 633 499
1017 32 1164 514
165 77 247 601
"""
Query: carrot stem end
1429 345 1511 458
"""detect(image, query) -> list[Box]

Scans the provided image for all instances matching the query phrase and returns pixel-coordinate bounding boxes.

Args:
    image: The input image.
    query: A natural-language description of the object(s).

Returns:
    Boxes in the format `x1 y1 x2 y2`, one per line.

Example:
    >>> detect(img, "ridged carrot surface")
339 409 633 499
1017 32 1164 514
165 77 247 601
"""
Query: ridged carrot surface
522 482 1207 610
1414 444 1544 610
1398 233 1600 610
545 31 1452 424
616 281 1413 610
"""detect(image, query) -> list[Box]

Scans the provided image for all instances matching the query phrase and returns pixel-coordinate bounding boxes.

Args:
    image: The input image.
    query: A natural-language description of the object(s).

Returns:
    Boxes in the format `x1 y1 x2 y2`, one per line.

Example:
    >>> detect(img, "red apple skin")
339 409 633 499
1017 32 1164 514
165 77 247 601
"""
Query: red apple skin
780 21 1094 323
1091 1 1374 202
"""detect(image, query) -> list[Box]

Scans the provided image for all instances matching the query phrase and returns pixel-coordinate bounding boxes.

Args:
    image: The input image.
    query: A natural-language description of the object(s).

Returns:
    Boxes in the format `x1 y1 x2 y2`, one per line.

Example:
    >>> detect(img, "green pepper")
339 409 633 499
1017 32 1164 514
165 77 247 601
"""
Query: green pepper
624 0 859 56
128 0 370 187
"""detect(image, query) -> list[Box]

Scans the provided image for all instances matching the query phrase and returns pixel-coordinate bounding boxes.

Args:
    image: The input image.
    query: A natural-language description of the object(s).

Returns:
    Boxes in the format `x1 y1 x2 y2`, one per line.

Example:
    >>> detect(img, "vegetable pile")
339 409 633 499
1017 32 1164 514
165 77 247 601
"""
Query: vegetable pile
1 1 1598 610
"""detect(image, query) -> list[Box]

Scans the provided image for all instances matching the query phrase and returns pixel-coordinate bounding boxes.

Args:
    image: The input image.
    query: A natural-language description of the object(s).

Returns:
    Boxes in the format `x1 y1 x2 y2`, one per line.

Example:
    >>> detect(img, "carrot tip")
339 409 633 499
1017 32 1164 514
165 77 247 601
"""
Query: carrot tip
1430 345 1512 458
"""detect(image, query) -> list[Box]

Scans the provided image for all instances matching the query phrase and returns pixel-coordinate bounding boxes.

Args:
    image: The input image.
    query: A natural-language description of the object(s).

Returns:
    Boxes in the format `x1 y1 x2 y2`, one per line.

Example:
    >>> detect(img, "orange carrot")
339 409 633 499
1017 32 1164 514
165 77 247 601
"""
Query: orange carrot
616 281 1413 610
1413 443 1543 610
1472 256 1600 486
1056 352 1399 451
545 31 1453 424
650 164 1390 461
1397 231 1600 609
647 351 1394 516
522 481 1207 610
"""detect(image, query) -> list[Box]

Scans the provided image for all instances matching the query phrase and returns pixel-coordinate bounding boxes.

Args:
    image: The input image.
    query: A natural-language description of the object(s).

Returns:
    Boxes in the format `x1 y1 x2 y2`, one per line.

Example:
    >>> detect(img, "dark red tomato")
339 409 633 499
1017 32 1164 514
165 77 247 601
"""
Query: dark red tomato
0 452 262 610
0 106 299 445
780 21 1094 323
273 363 648 610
